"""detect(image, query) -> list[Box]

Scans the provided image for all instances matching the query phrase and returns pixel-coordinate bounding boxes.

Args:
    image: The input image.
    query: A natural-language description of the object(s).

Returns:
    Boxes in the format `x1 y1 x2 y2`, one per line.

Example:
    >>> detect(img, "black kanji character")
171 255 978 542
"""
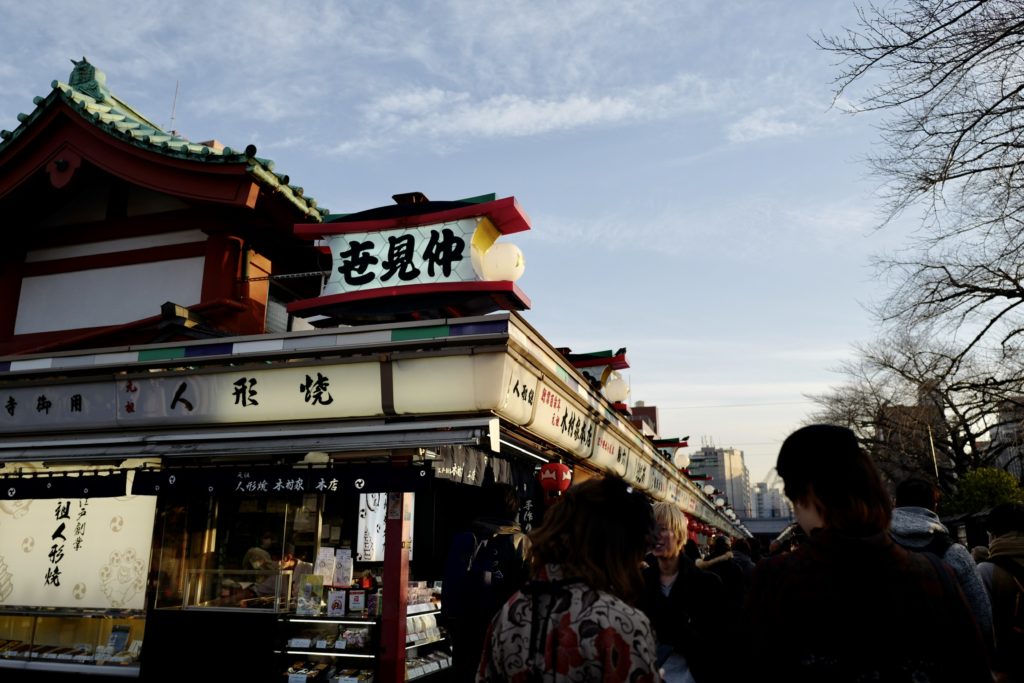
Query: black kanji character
422 228 465 277
170 382 194 411
338 240 379 286
380 234 421 282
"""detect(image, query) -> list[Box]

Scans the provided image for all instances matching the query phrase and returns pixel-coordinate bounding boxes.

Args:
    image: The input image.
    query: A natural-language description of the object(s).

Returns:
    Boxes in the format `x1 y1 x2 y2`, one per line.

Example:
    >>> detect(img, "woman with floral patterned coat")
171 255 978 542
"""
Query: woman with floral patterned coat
476 477 660 683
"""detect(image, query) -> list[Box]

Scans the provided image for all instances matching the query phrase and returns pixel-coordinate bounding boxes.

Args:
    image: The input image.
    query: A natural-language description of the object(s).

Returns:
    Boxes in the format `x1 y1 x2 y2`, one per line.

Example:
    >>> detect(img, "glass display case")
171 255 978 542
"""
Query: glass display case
182 568 293 611
278 614 377 682
275 596 451 682
0 609 144 677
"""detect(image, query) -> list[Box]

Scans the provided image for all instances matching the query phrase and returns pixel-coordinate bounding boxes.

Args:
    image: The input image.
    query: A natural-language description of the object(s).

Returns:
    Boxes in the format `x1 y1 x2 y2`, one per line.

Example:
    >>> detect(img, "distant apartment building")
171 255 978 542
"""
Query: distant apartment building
753 481 792 519
629 401 659 437
872 383 951 487
688 445 752 517
989 399 1024 482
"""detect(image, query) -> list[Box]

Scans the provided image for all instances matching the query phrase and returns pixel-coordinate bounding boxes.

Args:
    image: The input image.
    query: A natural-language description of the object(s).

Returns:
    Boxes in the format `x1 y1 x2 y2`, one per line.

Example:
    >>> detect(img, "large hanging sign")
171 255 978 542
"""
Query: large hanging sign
0 494 156 609
289 195 532 323
322 220 479 294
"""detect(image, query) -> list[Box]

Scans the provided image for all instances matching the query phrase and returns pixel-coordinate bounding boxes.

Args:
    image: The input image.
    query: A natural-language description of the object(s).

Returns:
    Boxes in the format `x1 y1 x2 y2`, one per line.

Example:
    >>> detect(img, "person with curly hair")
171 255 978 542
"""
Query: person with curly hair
476 476 659 683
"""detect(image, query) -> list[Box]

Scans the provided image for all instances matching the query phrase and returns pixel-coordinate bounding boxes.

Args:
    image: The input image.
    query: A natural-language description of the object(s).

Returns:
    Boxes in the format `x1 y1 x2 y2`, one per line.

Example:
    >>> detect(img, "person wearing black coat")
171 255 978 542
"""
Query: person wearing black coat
697 535 747 618
640 502 727 683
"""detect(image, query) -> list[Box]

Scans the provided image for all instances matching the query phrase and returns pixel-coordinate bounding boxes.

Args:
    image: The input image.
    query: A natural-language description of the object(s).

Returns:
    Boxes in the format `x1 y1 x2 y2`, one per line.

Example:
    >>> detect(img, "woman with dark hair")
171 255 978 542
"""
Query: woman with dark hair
741 424 990 682
477 477 659 683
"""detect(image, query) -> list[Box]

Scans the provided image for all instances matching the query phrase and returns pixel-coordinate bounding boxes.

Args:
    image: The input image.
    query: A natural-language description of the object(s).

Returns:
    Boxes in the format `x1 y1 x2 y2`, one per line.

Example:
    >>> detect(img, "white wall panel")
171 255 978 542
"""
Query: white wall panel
15 258 205 334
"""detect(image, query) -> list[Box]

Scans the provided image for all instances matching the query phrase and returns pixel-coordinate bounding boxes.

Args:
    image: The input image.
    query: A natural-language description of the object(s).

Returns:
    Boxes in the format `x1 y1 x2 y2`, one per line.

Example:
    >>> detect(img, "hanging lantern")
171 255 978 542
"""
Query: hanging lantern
537 462 572 497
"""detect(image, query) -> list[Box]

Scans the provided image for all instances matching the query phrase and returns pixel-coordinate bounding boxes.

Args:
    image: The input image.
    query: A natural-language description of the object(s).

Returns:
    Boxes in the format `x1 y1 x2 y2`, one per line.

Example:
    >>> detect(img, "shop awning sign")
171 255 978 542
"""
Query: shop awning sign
130 464 432 496
0 471 127 500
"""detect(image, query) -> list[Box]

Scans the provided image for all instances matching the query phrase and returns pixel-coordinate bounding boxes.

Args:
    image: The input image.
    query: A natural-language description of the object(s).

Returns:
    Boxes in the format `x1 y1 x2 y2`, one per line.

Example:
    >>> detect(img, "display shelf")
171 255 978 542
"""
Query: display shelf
405 652 451 681
406 604 440 616
405 635 445 650
0 609 144 677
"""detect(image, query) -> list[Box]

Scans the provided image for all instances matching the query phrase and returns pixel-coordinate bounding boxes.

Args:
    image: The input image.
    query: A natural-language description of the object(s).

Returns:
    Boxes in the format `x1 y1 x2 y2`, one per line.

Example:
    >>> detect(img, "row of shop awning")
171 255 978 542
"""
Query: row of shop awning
0 417 499 462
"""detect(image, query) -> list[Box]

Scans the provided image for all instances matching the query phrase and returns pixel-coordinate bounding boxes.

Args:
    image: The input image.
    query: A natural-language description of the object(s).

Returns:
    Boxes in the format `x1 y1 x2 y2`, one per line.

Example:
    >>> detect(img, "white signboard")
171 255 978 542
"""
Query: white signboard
589 427 631 477
527 381 595 458
0 495 156 609
322 218 479 296
0 362 383 432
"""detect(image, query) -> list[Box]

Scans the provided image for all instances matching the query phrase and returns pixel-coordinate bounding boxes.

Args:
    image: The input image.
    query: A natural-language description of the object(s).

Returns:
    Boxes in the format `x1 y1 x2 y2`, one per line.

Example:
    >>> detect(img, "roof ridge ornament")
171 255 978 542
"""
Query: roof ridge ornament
68 57 108 102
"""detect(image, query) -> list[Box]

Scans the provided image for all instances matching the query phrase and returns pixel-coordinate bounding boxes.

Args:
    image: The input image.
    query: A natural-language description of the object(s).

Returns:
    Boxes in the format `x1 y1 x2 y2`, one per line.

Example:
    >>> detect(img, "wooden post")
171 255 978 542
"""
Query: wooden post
378 491 411 683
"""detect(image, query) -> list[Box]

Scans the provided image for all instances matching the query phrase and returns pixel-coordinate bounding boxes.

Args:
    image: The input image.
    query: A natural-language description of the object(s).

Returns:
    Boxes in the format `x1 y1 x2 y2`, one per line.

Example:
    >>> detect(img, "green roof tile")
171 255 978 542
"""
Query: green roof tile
1 57 329 219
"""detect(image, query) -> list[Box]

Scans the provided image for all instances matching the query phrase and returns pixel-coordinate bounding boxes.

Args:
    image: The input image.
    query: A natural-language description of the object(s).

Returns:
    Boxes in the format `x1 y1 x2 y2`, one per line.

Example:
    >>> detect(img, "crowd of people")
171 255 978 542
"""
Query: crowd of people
448 423 1024 683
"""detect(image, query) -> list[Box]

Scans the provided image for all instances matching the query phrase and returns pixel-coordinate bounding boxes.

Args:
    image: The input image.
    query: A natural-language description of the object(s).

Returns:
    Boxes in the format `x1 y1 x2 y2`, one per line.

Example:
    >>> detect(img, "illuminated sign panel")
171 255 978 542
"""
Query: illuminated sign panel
323 220 478 295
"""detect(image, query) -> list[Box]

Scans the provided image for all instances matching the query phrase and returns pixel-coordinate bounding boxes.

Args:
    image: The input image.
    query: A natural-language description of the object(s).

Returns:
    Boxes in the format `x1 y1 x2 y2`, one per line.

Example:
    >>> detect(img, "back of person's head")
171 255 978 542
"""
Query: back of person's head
777 424 892 535
485 482 520 519
971 545 990 563
985 502 1024 537
652 501 688 546
711 535 730 556
732 538 752 556
683 539 702 560
895 477 940 511
528 477 653 603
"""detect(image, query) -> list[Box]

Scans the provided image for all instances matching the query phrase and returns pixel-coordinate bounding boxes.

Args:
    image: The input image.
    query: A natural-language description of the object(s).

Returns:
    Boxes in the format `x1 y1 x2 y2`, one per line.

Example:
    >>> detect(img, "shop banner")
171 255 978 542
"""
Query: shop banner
432 445 490 486
131 464 433 497
1 471 127 500
0 494 156 609
356 492 416 562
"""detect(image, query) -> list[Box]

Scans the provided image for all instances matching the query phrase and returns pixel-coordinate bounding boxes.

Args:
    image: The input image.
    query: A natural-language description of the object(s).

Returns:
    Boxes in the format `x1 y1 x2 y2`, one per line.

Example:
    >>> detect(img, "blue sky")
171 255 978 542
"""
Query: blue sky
0 0 911 484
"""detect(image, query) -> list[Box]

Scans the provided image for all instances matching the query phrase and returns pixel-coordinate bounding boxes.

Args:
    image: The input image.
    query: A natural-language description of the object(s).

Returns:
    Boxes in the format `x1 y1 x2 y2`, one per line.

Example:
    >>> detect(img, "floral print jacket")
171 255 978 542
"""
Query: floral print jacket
476 564 659 683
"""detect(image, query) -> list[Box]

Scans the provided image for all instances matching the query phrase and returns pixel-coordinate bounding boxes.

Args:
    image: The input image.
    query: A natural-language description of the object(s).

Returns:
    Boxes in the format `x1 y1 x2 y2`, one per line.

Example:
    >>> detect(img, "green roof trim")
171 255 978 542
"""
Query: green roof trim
455 193 496 204
391 325 450 342
137 347 186 362
0 57 328 220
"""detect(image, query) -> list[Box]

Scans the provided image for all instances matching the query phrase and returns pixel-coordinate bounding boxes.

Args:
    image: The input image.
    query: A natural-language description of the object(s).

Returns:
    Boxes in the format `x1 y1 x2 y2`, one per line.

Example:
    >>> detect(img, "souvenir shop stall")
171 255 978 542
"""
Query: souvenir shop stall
0 59 744 683
0 311 742 682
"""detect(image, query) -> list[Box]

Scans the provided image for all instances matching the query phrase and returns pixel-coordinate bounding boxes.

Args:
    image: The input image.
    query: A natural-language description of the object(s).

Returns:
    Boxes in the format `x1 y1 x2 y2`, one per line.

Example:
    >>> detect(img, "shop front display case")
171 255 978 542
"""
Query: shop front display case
403 598 450 683
275 587 450 683
182 568 293 611
0 608 144 677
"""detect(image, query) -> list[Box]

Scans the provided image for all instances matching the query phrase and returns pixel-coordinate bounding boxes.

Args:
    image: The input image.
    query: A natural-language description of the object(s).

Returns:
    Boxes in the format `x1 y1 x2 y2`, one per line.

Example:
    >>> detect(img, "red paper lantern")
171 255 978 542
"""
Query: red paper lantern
537 462 572 496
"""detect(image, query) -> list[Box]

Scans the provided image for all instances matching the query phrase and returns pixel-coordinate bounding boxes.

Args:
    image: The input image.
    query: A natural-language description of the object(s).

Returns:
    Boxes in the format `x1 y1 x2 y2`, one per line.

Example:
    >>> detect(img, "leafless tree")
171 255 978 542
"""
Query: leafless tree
807 332 1024 491
820 1 1024 361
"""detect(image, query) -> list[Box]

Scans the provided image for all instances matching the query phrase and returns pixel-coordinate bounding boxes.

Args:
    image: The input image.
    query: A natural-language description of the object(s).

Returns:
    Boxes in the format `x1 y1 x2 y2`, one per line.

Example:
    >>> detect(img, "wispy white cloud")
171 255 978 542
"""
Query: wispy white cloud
324 75 722 156
528 194 879 260
727 107 807 143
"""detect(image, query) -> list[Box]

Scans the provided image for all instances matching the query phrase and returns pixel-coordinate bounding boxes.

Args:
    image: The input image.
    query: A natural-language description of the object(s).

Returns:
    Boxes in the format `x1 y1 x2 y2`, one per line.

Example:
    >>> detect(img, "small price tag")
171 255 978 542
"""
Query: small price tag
316 639 328 649
288 674 306 683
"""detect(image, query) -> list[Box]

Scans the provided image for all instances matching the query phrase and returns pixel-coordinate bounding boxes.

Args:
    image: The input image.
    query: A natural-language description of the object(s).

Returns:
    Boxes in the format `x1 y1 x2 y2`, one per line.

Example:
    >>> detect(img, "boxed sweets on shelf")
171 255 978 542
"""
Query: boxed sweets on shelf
332 668 373 683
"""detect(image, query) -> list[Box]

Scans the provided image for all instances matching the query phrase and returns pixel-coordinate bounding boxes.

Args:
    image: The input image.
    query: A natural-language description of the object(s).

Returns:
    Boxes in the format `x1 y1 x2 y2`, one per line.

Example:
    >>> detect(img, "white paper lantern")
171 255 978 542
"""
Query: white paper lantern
672 449 690 469
604 372 630 403
482 242 525 282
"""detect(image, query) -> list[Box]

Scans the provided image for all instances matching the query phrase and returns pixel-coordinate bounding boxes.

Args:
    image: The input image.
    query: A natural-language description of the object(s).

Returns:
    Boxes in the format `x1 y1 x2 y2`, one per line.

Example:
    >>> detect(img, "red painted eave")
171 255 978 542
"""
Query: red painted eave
286 280 530 325
294 196 530 238
0 100 258 208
